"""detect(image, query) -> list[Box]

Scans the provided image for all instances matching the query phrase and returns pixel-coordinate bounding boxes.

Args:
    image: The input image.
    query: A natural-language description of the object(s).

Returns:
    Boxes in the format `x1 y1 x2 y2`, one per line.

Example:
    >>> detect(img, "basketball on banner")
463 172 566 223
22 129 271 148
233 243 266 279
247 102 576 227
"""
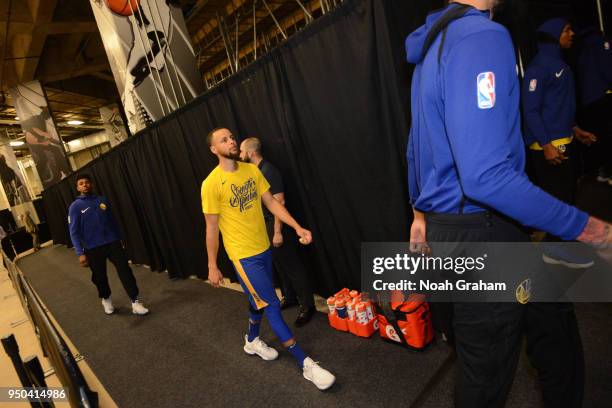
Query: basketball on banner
105 0 140 16
91 0 204 133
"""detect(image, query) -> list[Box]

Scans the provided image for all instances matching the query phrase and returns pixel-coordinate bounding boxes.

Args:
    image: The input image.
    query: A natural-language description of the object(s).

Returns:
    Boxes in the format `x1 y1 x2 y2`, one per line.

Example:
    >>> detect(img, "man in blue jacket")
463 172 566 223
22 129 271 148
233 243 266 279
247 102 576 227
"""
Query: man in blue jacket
522 19 597 257
406 1 611 407
68 174 149 316
575 25 612 183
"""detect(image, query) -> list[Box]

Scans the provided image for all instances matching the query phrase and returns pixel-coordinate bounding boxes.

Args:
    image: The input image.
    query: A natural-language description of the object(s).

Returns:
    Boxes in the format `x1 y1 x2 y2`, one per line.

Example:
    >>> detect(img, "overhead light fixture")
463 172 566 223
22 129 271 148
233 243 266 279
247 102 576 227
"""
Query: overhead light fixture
67 120 84 125
10 141 24 147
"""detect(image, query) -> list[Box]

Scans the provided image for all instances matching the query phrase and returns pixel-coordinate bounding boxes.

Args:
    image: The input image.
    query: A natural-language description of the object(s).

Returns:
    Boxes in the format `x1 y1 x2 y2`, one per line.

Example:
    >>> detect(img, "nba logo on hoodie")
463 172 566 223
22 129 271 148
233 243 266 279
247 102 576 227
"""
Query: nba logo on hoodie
477 72 496 109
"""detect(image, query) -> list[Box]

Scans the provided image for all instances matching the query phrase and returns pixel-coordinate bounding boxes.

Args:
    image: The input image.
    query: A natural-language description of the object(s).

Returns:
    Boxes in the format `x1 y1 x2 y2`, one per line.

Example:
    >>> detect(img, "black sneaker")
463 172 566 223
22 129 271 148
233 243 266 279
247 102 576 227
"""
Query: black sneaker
295 306 316 327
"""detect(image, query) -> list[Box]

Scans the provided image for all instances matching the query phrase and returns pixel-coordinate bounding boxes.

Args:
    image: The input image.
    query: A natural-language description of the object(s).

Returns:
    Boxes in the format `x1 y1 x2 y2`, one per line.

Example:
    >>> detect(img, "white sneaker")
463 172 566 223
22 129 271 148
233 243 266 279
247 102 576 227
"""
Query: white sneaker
303 357 336 390
101 297 114 315
131 300 149 315
243 335 278 361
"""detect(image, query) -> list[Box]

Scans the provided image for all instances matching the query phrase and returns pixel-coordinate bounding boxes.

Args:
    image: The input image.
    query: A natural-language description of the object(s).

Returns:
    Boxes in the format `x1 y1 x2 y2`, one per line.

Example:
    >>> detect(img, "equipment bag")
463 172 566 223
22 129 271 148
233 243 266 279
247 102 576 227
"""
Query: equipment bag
376 296 434 351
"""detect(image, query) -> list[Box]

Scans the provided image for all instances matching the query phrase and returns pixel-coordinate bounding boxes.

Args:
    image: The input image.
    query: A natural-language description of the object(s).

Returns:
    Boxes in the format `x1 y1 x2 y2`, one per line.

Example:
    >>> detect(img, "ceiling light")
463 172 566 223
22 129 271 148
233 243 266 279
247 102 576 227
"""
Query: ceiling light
10 141 24 147
67 120 84 125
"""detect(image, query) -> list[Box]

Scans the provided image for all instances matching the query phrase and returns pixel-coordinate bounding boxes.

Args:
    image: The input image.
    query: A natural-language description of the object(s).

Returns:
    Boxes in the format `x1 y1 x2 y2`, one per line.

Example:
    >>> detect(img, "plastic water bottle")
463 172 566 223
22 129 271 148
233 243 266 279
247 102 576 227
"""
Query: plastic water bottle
361 292 375 321
327 296 336 314
356 302 368 324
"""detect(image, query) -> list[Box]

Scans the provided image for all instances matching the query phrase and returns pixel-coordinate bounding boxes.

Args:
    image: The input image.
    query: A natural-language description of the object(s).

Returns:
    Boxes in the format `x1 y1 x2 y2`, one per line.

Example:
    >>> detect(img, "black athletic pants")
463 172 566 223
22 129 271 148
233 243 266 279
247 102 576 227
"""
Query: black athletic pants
525 302 584 408
426 212 584 408
85 241 139 301
265 220 314 308
528 143 585 407
530 142 577 204
530 142 578 242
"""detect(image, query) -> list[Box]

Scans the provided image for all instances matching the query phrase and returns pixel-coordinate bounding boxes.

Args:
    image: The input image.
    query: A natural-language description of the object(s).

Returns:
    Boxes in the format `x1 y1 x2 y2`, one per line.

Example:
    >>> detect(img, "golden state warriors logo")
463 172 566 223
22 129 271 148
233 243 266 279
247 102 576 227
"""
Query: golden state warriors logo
229 178 257 212
99 203 107 211
515 278 532 304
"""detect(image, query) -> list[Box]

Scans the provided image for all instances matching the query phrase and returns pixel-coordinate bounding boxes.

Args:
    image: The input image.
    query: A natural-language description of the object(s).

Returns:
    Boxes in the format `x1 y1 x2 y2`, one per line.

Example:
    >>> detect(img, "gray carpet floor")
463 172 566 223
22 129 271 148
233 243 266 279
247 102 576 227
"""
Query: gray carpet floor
17 245 612 407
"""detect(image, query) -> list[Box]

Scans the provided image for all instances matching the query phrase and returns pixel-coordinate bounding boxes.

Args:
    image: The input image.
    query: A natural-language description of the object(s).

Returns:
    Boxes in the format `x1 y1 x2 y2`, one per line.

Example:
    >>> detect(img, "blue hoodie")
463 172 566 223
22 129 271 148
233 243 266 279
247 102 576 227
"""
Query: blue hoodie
68 194 122 256
522 18 576 147
576 27 612 107
405 5 588 240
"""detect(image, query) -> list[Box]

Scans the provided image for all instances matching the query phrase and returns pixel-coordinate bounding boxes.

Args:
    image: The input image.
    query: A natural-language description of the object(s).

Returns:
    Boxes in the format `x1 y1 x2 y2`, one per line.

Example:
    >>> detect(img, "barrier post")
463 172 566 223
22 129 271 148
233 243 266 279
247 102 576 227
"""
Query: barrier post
1 334 44 407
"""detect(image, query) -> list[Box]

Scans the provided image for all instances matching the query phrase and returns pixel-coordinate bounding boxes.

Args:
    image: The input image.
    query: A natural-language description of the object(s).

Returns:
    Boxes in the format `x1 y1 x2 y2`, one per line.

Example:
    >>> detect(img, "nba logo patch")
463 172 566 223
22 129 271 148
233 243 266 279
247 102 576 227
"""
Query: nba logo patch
529 79 537 92
477 72 496 109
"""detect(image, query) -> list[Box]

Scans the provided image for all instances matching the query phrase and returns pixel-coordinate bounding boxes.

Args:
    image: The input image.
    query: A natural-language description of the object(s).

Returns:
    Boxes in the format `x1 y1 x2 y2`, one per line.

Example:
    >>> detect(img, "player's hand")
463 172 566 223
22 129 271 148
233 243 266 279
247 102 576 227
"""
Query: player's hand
79 254 88 267
577 217 611 249
409 211 430 255
208 265 225 287
577 217 612 270
573 127 597 146
543 143 567 165
296 227 312 245
272 231 284 247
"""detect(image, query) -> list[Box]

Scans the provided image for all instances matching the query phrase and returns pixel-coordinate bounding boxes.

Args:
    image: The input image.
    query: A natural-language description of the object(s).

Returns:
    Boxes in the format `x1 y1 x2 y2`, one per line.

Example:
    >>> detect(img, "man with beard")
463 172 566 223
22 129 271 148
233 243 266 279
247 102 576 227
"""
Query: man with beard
201 128 335 390
406 1 611 406
239 137 316 327
68 174 149 316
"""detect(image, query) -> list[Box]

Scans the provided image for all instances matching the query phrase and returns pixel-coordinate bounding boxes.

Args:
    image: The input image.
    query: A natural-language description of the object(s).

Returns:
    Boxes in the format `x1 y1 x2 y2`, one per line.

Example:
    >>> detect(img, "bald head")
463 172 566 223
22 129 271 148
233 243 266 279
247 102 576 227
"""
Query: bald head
242 137 261 154
240 137 263 163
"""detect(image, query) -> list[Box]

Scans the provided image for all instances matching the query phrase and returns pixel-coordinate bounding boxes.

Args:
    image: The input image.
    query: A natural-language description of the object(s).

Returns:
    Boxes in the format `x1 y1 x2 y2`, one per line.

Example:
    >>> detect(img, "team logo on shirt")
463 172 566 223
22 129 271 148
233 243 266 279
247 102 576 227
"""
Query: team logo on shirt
529 79 537 92
229 178 257 212
477 72 496 109
99 203 107 210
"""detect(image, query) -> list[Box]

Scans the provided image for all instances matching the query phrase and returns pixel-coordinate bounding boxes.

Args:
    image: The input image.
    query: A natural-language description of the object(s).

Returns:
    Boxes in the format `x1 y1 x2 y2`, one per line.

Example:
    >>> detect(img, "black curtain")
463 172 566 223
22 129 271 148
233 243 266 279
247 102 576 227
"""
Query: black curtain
43 0 436 295
495 0 611 67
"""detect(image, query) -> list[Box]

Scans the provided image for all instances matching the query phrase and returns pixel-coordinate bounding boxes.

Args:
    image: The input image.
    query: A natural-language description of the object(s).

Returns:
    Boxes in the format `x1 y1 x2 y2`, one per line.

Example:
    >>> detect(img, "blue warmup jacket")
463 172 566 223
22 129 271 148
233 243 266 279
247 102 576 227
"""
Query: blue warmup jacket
522 18 576 147
576 28 612 107
68 194 122 256
405 5 588 240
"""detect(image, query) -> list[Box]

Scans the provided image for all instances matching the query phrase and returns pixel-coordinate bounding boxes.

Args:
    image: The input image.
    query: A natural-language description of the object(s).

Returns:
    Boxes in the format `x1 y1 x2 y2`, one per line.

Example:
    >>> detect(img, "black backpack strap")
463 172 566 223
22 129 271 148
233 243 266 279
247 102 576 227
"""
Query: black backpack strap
421 3 474 62
377 301 411 347
419 3 474 214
